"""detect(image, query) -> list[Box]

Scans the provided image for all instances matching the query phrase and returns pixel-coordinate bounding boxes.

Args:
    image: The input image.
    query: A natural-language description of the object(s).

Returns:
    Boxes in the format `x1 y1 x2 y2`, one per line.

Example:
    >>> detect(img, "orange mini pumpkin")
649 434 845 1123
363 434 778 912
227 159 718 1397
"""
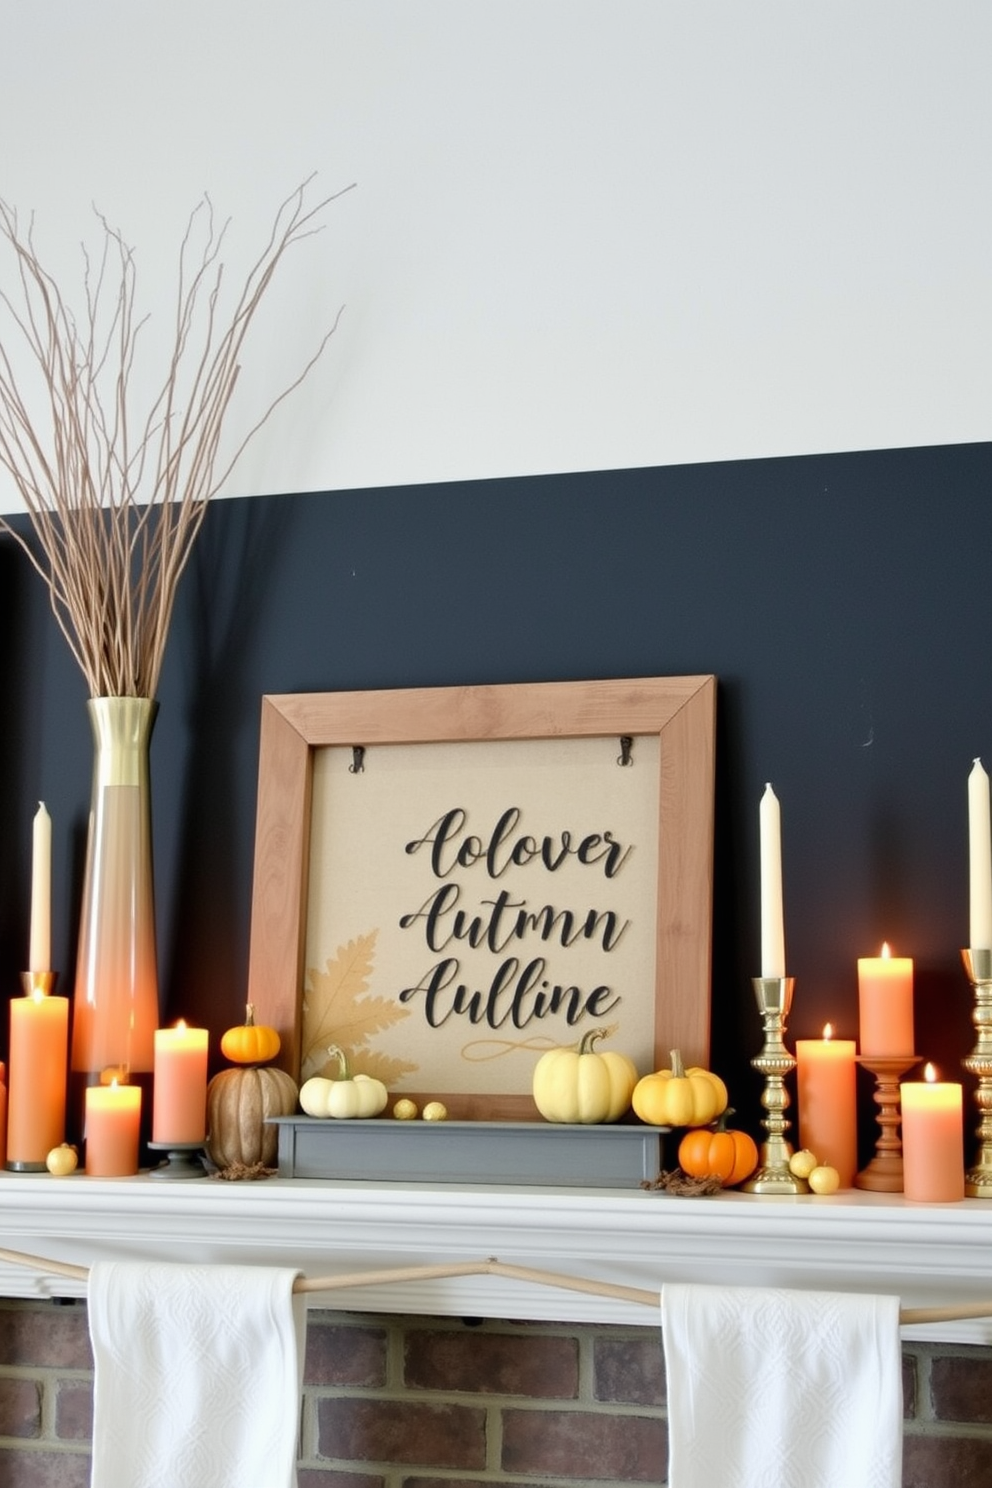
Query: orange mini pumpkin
219 1004 281 1066
678 1114 759 1187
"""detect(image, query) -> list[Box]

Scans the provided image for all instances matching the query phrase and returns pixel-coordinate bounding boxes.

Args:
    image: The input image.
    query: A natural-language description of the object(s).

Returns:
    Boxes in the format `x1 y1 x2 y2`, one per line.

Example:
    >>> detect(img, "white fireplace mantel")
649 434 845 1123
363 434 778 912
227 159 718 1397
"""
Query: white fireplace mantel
1 1172 992 1346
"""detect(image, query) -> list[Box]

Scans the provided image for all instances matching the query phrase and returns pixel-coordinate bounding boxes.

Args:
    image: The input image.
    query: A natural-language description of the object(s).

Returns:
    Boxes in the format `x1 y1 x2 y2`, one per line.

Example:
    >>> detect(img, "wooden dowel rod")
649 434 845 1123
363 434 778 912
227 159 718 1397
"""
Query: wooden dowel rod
294 1260 497 1294
2 1243 992 1327
0 1247 88 1282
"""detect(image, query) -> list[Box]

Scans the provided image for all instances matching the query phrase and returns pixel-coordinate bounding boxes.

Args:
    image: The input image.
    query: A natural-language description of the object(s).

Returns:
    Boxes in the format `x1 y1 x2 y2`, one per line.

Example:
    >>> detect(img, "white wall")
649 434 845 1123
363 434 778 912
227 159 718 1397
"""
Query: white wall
0 1 988 513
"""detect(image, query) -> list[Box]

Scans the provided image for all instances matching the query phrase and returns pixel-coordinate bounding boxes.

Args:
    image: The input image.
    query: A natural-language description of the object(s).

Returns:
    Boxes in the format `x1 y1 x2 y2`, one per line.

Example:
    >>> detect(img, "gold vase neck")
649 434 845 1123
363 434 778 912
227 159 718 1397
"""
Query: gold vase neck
86 697 158 789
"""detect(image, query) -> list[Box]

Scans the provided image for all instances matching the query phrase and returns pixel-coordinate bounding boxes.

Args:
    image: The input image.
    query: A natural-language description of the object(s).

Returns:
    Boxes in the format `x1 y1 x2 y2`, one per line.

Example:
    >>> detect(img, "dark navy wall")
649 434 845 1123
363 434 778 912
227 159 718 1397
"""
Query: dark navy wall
4 440 992 1160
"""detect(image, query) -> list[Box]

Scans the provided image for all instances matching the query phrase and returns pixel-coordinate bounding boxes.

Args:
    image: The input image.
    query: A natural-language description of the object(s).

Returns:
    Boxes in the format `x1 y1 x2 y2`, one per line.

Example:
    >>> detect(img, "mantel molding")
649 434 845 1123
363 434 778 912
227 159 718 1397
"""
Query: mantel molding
2 1173 991 1345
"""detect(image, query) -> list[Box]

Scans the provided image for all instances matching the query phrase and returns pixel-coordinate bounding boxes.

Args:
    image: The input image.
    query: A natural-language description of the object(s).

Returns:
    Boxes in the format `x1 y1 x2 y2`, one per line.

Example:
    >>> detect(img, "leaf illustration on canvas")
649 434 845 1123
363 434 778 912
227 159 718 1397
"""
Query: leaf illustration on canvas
301 929 417 1084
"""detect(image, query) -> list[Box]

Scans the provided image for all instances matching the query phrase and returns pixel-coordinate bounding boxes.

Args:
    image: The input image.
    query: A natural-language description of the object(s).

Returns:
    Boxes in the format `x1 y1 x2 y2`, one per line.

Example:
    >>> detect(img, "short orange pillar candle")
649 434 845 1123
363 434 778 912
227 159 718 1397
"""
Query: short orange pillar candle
153 1022 209 1144
85 1081 142 1176
900 1065 965 1202
858 944 914 1057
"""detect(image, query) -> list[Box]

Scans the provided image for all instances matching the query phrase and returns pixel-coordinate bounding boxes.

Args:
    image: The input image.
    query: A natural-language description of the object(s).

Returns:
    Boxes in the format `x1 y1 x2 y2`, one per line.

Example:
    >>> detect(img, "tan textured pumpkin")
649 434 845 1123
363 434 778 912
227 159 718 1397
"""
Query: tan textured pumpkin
205 1065 299 1169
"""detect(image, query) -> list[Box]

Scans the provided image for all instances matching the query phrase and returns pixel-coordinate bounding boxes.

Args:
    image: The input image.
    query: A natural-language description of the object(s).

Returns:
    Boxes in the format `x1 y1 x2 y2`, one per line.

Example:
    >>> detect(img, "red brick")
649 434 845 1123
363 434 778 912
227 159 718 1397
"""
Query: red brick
405 1328 578 1398
0 1448 92 1488
54 1379 93 1441
305 1319 388 1387
902 1353 918 1418
404 1480 549 1488
299 1472 383 1488
594 1335 665 1406
903 1433 992 1488
0 1378 41 1438
502 1408 667 1482
316 1398 486 1469
930 1353 992 1424
0 1302 92 1369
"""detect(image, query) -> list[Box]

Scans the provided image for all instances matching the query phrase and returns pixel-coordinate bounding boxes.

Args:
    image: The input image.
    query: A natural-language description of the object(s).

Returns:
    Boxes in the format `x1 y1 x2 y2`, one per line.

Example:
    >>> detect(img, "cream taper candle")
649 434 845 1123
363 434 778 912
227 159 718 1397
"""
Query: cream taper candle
969 759 992 950
759 783 785 978
29 801 51 974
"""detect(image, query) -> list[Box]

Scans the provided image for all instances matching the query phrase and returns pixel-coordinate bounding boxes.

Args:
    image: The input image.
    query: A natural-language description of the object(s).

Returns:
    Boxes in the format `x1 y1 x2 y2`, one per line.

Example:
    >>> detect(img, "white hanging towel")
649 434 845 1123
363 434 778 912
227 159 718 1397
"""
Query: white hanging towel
88 1260 306 1488
662 1282 902 1488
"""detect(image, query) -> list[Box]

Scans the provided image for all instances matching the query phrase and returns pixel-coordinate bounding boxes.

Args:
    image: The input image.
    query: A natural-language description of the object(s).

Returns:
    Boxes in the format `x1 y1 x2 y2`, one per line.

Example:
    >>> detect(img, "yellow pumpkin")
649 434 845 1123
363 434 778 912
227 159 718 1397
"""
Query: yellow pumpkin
532 1027 639 1124
299 1045 389 1119
631 1049 728 1128
205 1064 299 1169
219 1003 281 1066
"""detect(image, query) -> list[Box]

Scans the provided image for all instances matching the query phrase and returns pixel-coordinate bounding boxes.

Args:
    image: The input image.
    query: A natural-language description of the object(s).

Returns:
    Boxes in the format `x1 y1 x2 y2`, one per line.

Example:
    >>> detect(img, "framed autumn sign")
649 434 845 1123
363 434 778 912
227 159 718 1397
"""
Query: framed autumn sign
246 676 716 1120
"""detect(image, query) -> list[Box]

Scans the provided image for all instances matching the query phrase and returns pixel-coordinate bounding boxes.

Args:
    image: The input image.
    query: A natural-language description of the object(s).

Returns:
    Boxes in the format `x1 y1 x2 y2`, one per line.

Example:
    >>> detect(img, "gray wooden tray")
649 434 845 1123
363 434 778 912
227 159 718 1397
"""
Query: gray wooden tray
267 1116 671 1187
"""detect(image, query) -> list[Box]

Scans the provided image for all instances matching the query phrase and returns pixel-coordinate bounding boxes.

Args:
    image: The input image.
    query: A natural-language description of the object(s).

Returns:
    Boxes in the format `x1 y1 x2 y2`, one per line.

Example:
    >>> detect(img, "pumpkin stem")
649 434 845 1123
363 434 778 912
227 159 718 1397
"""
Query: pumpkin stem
669 1048 686 1079
244 1003 256 1027
578 1027 609 1056
325 1044 350 1080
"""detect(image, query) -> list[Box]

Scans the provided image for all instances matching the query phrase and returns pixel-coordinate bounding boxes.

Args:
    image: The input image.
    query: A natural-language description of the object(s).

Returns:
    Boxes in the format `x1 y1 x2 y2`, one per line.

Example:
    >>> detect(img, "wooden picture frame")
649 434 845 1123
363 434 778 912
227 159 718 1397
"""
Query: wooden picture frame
247 675 716 1119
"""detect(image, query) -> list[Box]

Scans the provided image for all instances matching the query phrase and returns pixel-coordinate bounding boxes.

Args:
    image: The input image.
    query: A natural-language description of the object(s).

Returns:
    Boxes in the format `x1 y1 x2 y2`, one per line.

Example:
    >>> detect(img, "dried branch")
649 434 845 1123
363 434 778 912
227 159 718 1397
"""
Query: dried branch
0 176 354 697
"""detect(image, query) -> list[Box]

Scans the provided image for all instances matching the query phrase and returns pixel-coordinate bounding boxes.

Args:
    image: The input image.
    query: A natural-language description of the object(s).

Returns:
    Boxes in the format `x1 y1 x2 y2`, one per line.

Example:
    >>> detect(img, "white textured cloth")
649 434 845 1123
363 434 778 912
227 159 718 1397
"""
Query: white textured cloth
88 1261 306 1488
662 1282 903 1488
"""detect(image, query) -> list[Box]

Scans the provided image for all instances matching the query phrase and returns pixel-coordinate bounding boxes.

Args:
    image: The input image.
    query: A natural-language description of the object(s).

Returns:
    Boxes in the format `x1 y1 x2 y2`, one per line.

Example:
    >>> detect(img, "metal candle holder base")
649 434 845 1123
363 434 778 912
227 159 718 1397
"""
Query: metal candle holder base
147 1140 208 1180
741 976 808 1195
962 947 992 1198
854 1055 917 1192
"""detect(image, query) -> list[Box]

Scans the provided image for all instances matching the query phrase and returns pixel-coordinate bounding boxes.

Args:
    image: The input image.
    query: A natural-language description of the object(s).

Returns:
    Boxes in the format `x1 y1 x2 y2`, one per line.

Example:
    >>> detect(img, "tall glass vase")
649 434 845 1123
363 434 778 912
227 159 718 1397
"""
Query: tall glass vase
69 697 160 1150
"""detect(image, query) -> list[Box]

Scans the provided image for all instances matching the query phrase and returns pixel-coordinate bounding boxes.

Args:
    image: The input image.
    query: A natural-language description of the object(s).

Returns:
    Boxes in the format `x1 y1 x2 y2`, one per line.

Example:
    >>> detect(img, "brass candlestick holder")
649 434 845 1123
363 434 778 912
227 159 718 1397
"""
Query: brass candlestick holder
741 976 808 1194
962 947 992 1198
854 1054 917 1192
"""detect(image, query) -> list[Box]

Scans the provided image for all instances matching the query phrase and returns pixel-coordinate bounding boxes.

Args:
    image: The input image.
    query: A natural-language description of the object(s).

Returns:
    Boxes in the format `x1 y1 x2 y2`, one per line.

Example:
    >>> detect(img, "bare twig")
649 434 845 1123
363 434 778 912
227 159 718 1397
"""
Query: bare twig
0 178 354 696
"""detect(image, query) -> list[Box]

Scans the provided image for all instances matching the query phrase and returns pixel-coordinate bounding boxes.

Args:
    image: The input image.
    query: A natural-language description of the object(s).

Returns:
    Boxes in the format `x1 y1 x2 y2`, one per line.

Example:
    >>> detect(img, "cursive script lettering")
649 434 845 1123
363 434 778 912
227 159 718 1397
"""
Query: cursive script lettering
399 957 621 1029
405 806 632 881
399 882 629 955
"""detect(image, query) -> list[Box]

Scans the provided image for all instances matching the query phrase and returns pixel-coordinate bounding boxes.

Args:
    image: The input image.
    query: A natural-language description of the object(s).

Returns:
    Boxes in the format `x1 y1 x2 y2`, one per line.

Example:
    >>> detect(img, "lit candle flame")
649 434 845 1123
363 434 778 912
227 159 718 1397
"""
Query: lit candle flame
924 1062 938 1083
881 942 891 959
822 1023 833 1041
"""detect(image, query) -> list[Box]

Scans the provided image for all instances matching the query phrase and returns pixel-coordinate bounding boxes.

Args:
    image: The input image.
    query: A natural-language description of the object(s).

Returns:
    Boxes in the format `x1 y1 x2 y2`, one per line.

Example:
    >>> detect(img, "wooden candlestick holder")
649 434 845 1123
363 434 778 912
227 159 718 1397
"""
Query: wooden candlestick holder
854 1054 918 1192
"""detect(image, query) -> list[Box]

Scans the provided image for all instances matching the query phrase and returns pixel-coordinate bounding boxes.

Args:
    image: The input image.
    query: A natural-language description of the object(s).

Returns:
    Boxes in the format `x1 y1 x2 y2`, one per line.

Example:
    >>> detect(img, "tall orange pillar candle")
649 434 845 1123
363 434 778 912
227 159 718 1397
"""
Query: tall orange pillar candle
152 1022 209 1143
900 1065 965 1202
858 944 915 1056
0 1061 7 1168
796 1025 858 1187
85 1081 142 1176
6 987 69 1169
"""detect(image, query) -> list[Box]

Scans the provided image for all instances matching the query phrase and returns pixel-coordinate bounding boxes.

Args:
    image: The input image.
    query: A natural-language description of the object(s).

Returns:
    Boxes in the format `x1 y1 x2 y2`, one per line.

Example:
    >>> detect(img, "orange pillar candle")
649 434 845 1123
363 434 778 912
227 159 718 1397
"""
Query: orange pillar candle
152 1022 209 1143
85 1081 142 1176
900 1065 965 1202
0 1061 7 1168
6 987 69 1169
858 944 914 1057
796 1024 858 1187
